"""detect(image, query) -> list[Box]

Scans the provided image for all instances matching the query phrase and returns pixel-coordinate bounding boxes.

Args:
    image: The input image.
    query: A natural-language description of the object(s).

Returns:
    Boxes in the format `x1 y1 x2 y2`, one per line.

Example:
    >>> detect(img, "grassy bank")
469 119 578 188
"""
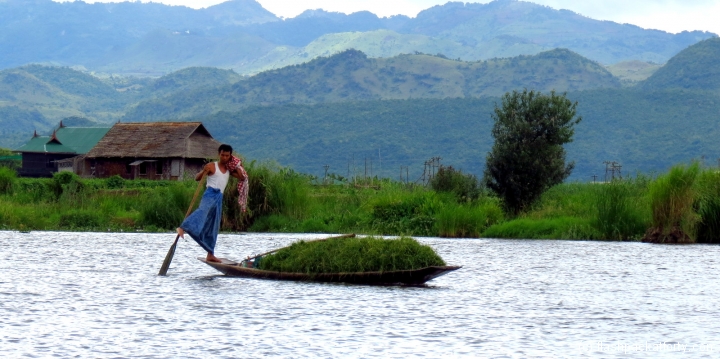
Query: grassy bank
1 162 719 242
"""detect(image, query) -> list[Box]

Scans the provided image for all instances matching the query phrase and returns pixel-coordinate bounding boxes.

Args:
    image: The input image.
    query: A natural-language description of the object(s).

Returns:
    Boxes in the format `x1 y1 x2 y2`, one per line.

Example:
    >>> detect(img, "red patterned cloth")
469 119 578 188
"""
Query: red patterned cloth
226 156 249 213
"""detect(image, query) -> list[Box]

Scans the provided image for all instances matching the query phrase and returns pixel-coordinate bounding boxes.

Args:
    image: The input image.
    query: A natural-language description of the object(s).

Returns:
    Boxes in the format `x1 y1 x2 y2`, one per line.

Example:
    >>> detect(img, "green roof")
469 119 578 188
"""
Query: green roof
14 127 111 154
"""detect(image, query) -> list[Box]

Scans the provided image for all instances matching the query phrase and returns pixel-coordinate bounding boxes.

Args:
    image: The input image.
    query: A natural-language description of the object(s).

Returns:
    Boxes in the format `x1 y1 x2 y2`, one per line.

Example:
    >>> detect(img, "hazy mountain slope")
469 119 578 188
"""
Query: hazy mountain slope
399 1 715 64
0 0 278 70
0 66 124 123
0 0 716 76
94 29 277 76
237 30 476 75
143 67 243 98
639 37 720 93
0 65 248 148
123 49 619 122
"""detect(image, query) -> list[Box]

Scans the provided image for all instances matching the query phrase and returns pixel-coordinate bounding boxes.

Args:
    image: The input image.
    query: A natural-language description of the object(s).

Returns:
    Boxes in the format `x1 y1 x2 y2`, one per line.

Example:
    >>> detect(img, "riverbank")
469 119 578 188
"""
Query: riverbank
1 162 719 242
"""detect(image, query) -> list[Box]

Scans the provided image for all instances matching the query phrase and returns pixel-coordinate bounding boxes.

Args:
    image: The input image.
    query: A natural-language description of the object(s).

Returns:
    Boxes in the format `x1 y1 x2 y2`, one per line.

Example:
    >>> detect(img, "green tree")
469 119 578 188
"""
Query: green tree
484 89 581 215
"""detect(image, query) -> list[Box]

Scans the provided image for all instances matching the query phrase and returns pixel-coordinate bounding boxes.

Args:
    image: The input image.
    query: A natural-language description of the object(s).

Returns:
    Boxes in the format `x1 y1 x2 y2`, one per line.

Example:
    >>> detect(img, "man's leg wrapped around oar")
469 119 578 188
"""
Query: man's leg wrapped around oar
179 187 224 263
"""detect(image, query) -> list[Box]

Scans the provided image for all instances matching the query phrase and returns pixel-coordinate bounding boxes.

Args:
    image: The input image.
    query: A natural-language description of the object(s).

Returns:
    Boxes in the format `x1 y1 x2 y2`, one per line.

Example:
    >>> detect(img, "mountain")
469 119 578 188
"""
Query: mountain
191 88 720 181
398 1 715 64
639 37 720 93
0 0 716 76
0 65 244 147
122 48 620 122
0 0 278 71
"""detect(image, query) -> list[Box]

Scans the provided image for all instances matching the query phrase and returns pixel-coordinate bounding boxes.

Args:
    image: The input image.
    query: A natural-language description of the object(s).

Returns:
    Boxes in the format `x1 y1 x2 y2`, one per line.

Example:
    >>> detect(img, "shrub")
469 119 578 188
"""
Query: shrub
106 175 125 189
0 166 16 195
50 172 85 199
430 165 482 202
258 236 446 273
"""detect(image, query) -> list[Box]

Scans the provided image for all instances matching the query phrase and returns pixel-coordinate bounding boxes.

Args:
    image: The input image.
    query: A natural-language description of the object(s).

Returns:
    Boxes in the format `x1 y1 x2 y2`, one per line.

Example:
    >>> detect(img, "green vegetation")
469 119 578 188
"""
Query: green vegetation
593 178 649 241
640 37 720 93
644 163 701 243
258 236 446 273
2 160 720 244
485 90 581 215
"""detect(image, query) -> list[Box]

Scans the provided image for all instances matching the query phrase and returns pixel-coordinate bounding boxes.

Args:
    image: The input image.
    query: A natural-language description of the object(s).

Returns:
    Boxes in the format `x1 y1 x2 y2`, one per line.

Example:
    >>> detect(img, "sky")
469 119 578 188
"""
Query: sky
55 0 720 35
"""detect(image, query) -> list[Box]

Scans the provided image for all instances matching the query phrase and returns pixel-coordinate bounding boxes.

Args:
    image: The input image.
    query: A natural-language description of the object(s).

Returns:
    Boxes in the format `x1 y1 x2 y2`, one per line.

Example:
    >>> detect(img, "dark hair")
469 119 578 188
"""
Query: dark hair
218 144 233 153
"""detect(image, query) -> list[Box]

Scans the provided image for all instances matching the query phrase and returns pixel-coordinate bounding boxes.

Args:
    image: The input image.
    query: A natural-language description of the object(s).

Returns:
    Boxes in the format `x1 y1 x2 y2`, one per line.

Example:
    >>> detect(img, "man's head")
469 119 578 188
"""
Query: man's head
218 144 233 164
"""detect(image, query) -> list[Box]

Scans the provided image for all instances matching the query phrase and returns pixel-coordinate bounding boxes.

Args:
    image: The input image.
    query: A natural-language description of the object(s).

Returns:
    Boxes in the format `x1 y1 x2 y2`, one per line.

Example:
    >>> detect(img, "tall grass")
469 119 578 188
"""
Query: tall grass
483 216 598 239
593 178 649 240
0 166 16 195
436 200 504 238
258 236 446 273
139 182 193 230
695 170 720 243
646 162 700 243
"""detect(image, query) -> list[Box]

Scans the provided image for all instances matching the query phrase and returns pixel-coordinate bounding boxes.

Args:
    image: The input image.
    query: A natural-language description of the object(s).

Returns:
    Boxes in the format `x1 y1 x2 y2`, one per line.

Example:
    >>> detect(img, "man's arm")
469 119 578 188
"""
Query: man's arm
230 169 246 181
195 163 213 181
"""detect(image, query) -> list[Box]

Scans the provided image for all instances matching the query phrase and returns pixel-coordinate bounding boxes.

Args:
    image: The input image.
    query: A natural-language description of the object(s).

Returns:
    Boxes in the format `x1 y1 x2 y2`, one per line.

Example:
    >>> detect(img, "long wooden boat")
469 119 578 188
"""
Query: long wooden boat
198 257 461 286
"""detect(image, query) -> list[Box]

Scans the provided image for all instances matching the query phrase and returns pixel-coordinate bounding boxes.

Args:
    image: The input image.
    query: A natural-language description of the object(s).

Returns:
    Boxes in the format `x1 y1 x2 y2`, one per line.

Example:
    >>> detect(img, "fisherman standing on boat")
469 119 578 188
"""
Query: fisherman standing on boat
177 144 245 263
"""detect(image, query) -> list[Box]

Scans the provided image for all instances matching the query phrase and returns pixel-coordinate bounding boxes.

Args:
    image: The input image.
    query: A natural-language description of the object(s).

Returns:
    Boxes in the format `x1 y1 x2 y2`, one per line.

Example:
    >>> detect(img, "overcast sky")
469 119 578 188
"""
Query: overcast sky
55 0 720 35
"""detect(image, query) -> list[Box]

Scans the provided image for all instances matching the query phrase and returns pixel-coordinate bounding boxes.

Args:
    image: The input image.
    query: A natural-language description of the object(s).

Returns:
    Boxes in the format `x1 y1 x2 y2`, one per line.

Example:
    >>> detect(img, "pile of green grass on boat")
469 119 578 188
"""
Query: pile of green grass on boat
257 236 446 274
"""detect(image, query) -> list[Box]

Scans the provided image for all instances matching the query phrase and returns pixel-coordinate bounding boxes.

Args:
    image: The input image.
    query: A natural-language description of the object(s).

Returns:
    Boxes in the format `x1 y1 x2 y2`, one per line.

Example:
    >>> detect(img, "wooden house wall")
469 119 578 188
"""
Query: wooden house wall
19 153 76 178
88 158 208 180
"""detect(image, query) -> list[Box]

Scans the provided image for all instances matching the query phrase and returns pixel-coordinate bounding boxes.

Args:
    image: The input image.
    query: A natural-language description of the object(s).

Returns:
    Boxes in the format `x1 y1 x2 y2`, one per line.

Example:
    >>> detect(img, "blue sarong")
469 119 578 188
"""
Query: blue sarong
180 187 223 254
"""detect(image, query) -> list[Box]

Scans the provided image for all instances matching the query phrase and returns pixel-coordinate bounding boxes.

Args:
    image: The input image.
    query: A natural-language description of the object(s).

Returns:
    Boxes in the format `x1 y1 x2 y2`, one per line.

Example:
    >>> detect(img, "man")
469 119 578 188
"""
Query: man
177 144 245 263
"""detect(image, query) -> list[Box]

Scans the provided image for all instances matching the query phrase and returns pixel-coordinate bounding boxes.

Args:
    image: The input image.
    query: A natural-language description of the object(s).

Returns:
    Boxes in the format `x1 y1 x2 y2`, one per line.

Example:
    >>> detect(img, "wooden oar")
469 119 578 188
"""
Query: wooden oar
244 234 356 262
158 171 207 276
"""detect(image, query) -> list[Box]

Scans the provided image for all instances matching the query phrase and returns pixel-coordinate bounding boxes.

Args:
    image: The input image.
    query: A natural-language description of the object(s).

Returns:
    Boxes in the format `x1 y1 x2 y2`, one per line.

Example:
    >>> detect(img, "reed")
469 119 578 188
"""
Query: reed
695 170 720 243
258 236 446 273
436 200 503 238
138 182 193 230
483 216 598 239
593 179 649 240
645 162 700 243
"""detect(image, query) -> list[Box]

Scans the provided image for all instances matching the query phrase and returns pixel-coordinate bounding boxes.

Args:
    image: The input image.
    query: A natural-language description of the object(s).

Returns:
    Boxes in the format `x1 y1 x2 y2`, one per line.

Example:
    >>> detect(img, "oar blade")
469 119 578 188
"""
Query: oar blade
158 236 180 276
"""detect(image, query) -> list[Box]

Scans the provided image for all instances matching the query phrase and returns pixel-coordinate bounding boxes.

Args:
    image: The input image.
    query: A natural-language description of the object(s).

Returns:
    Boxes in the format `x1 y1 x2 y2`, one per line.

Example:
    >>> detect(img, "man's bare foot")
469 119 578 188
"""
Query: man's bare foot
206 253 222 263
176 227 185 238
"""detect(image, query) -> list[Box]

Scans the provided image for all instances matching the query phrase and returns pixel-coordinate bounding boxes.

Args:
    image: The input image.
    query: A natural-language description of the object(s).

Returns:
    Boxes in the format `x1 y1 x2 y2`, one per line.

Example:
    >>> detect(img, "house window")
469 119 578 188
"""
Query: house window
139 162 147 175
156 161 163 175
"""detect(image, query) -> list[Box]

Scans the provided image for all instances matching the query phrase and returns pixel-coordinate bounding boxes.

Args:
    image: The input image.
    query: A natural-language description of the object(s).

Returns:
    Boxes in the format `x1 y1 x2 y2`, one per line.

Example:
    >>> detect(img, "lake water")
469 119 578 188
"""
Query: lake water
1 231 720 358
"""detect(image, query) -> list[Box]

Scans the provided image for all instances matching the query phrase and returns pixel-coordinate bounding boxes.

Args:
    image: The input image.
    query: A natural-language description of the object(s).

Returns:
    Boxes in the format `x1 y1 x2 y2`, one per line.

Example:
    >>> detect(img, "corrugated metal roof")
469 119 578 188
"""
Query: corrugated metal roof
14 127 111 154
86 122 221 159
14 136 76 154
56 127 111 154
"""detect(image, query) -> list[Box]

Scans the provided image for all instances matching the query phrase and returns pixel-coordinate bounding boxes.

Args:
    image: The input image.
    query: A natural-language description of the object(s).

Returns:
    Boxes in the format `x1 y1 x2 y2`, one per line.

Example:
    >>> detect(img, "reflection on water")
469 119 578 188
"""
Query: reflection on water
1 231 720 358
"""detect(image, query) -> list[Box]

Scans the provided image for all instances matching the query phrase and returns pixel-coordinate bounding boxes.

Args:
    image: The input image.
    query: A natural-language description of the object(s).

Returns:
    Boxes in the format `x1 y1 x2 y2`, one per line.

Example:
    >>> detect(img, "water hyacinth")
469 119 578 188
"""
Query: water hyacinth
258 236 446 274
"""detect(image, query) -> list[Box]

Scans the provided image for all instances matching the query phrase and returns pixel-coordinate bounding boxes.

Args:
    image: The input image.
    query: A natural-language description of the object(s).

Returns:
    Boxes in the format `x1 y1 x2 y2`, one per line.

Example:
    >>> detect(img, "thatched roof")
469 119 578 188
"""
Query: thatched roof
86 122 222 159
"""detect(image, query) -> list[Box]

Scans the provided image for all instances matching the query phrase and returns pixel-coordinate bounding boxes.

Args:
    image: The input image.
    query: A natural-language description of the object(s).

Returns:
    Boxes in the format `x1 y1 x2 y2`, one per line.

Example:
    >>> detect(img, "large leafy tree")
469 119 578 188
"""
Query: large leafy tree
484 89 581 215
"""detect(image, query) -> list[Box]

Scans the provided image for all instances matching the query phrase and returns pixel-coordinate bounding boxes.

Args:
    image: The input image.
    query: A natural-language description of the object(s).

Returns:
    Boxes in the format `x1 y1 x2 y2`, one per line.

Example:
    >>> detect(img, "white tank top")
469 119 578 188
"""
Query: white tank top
206 162 229 191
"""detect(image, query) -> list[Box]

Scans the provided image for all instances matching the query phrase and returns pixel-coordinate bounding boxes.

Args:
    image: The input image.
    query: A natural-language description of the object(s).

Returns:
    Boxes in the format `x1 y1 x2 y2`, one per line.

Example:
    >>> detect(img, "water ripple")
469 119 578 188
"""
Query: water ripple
1 232 720 357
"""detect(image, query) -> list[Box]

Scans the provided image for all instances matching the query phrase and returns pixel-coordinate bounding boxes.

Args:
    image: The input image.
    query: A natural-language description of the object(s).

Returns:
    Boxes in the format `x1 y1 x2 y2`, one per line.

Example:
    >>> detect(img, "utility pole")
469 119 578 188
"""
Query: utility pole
323 165 330 185
591 174 598 183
